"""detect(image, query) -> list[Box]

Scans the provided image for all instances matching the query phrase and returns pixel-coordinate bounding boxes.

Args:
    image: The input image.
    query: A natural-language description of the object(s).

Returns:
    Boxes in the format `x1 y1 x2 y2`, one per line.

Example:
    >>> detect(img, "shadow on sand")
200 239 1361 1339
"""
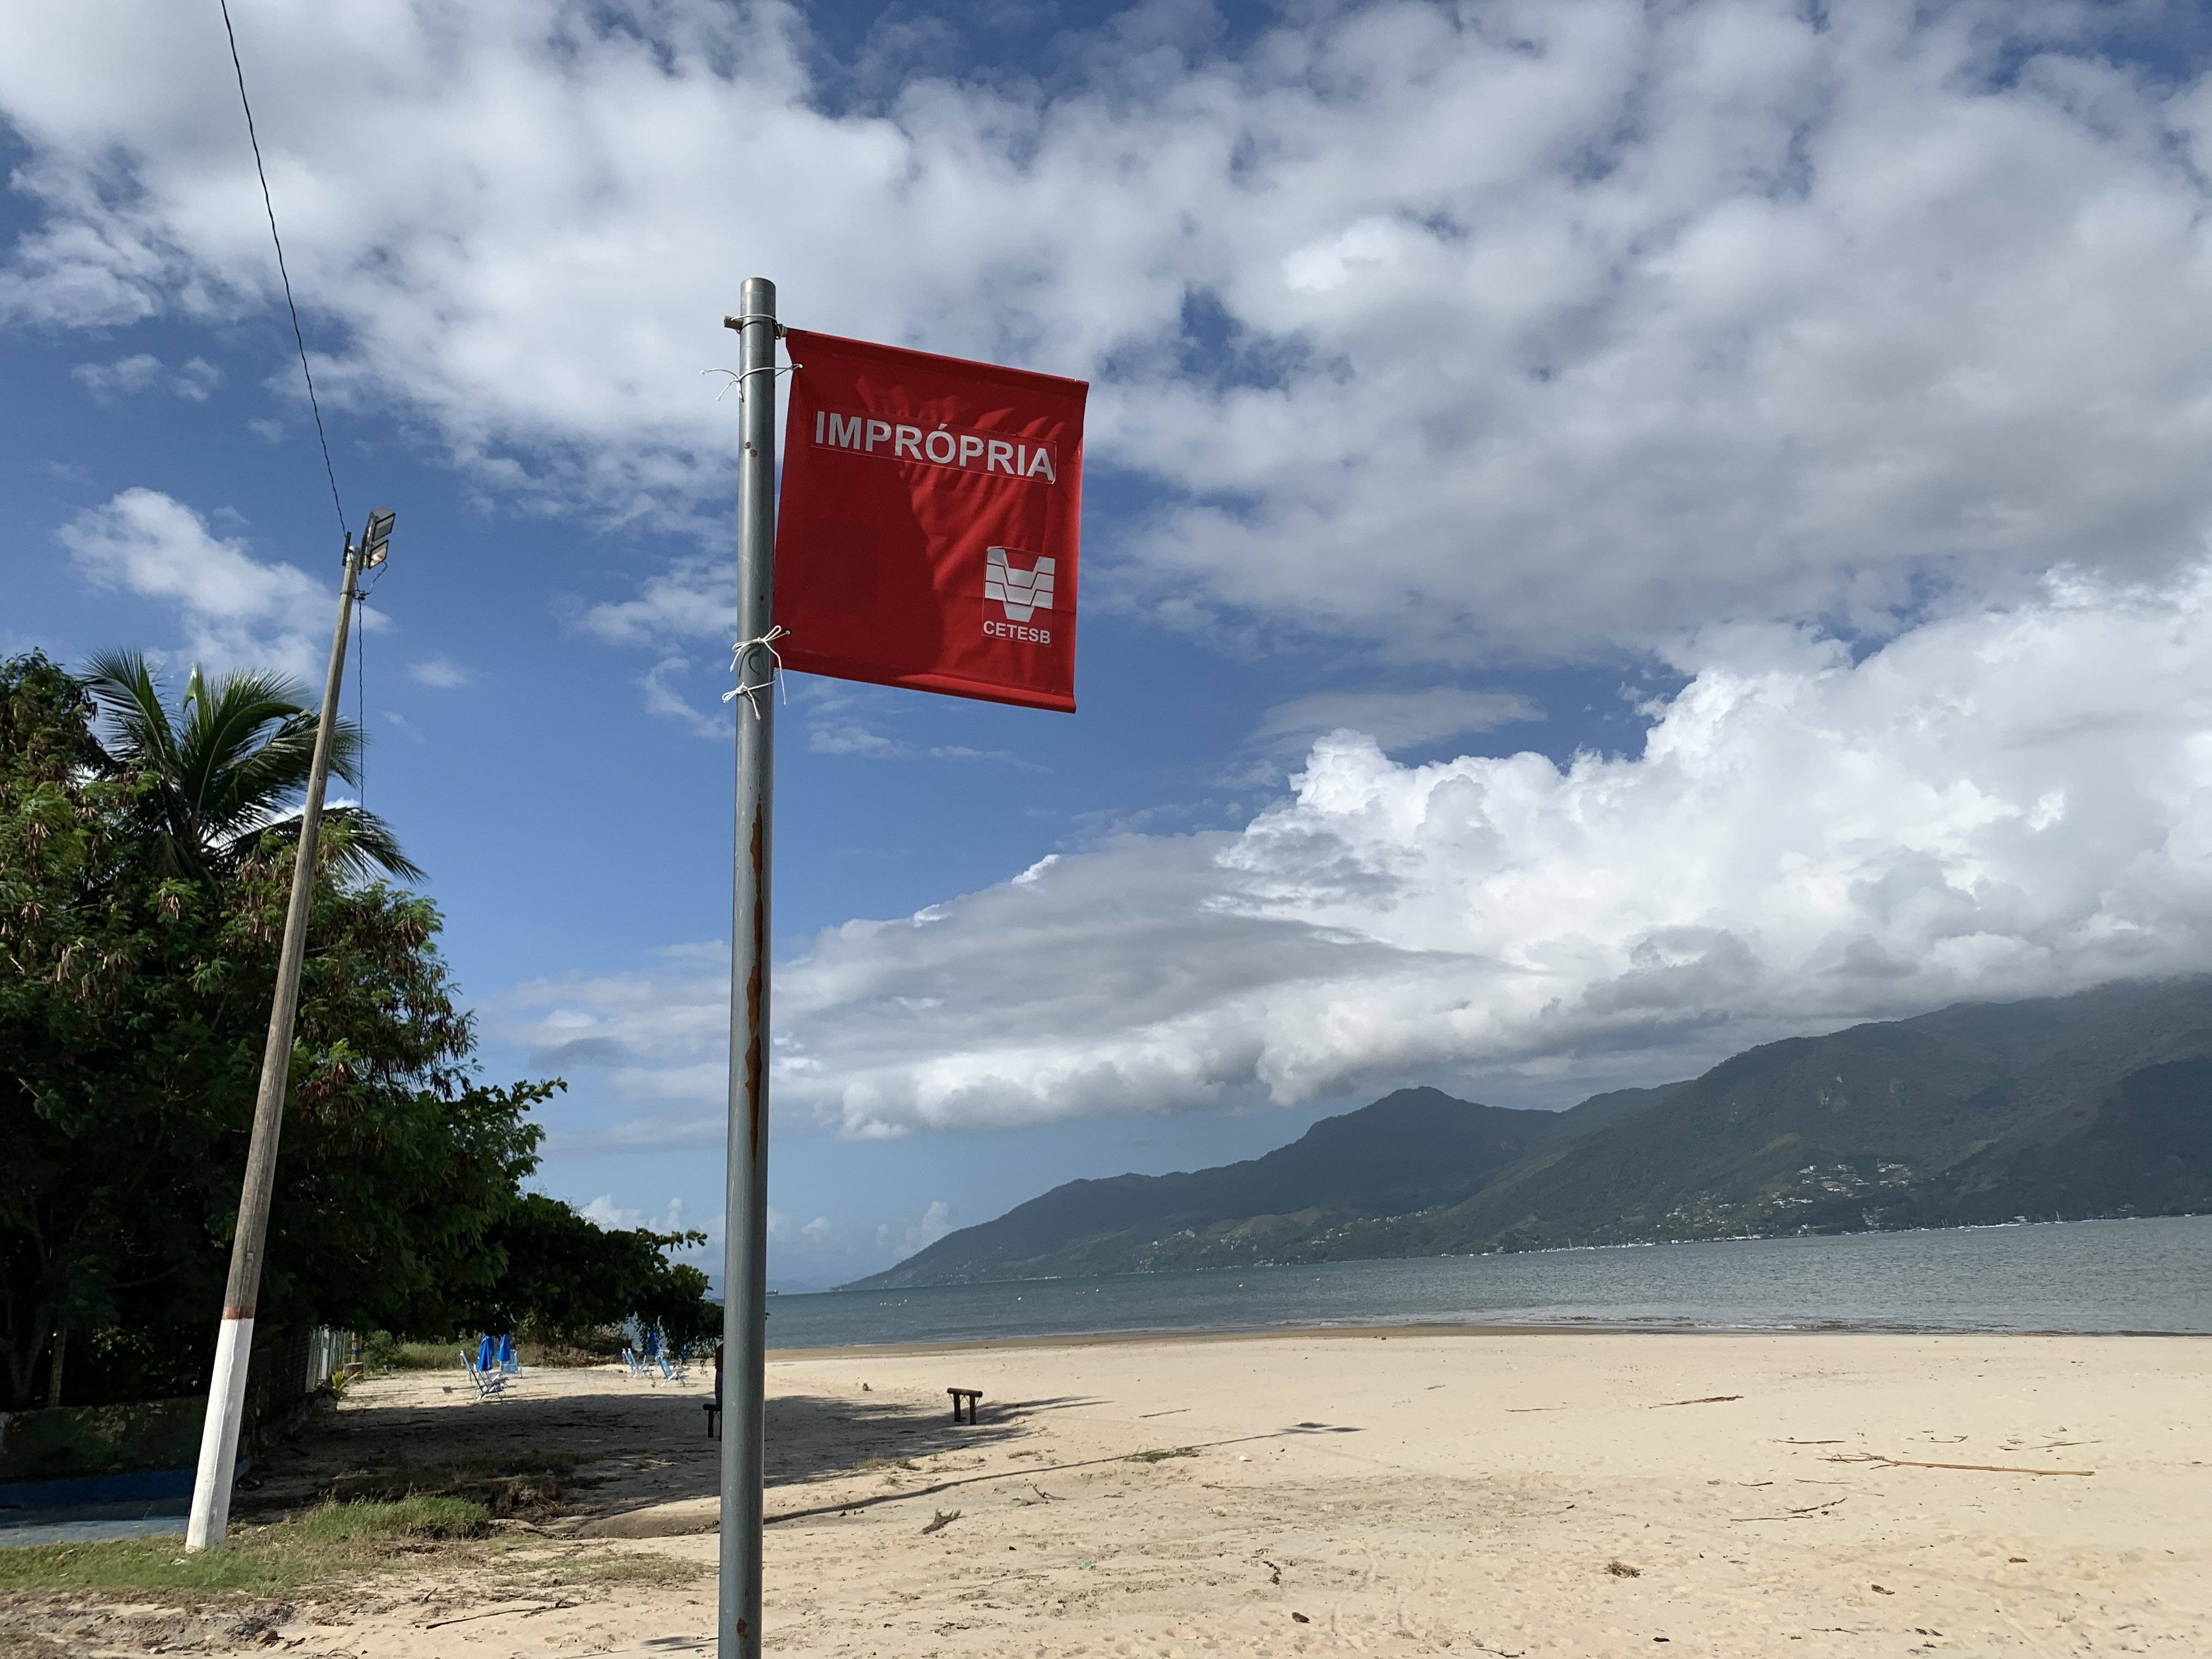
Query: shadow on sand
238 1375 1107 1526
242 1369 1362 1536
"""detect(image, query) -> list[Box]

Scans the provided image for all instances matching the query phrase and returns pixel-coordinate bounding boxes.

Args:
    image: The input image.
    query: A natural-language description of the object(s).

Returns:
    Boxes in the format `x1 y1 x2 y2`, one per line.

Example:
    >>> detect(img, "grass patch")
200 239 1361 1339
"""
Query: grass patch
0 1497 493 1599
1126 1447 1200 1463
360 1334 458 1374
284 1495 487 1543
324 1452 578 1517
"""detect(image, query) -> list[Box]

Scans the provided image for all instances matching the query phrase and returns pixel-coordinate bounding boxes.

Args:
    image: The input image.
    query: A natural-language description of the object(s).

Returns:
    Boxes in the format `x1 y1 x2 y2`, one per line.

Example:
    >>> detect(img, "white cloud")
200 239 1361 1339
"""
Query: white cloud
1255 689 1541 754
578 1193 697 1242
8 4 2212 657
71 352 223 403
681 1203 946 1285
907 1200 953 1252
808 722 900 758
640 653 730 740
407 656 470 689
804 721 1031 767
578 1194 640 1228
867 1201 957 1259
494 562 2212 1138
71 352 159 399
580 559 728 647
39 8 2212 1148
790 679 1035 766
174 357 221 400
58 487 333 677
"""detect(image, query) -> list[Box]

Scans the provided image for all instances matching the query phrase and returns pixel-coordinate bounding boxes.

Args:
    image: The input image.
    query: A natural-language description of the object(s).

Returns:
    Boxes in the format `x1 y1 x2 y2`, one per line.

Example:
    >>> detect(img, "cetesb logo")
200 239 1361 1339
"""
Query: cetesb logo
983 546 1056 644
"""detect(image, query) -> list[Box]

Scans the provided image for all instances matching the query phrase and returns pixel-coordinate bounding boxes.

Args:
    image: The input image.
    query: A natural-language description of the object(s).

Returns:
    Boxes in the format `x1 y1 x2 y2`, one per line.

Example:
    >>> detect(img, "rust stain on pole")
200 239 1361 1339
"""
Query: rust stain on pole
745 810 768 1156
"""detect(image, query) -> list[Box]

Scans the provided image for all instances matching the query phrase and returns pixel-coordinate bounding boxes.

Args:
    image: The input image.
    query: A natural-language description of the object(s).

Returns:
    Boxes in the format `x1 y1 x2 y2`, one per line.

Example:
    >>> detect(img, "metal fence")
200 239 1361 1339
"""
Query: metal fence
244 1325 352 1433
302 1327 351 1393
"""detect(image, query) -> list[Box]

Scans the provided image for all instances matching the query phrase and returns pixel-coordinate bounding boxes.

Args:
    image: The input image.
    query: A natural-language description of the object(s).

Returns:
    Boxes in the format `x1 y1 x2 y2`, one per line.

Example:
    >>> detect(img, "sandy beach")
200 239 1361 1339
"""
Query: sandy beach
27 1328 2212 1657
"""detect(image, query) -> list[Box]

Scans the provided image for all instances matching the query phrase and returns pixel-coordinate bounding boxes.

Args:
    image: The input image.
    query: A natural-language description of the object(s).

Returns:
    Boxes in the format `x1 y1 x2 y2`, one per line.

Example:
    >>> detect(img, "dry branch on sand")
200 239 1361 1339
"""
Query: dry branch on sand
1825 1453 2095 1476
425 1599 575 1629
1732 1496 1850 1522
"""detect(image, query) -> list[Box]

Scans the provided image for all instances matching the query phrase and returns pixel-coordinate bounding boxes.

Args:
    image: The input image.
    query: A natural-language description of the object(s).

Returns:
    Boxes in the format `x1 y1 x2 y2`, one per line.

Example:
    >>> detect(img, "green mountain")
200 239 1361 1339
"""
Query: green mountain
848 977 2212 1289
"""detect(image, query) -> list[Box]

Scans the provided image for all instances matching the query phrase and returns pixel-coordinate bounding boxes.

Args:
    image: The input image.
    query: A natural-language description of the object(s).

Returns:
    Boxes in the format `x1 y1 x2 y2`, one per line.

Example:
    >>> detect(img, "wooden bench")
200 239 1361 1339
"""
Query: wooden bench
948 1387 983 1424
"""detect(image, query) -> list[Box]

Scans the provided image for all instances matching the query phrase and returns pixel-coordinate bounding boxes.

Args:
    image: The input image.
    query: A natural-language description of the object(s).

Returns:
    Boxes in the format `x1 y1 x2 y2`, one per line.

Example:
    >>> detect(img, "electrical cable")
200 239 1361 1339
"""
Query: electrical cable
353 557 391 806
354 594 366 806
218 0 348 541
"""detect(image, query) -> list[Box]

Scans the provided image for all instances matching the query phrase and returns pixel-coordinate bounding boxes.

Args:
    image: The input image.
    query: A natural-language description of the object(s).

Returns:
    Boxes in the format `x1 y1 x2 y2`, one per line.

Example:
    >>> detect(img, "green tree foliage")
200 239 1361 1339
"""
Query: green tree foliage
482 1195 719 1352
0 652 712 1409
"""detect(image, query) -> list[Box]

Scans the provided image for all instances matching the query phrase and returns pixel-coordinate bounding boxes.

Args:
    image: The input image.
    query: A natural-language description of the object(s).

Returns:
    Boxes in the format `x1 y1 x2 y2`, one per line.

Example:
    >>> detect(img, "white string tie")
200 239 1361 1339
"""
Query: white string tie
701 363 802 403
723 625 790 715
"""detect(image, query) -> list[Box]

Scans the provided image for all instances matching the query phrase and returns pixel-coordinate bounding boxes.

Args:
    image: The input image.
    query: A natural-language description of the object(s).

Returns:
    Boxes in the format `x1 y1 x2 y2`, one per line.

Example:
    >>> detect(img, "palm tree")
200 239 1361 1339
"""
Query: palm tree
80 648 423 884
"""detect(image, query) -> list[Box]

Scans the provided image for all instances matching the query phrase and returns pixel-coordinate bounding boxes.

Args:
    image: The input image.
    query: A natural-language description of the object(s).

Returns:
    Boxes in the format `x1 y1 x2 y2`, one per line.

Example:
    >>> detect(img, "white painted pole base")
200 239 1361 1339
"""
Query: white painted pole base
185 1314 253 1551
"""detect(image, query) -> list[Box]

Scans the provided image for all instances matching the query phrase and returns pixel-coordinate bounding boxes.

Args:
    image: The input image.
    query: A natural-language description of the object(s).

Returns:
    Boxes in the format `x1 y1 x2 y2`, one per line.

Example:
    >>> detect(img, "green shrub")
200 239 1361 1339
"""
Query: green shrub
359 1331 453 1373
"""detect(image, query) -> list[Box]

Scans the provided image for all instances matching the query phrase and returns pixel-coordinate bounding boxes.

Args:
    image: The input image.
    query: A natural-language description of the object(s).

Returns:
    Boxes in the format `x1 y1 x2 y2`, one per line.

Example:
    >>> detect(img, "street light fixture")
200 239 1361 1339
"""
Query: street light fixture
360 507 396 568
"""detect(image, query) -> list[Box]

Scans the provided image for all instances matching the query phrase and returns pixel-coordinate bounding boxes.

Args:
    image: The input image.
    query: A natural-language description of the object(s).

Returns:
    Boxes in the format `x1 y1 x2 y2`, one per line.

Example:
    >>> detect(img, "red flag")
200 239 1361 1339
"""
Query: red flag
774 329 1086 713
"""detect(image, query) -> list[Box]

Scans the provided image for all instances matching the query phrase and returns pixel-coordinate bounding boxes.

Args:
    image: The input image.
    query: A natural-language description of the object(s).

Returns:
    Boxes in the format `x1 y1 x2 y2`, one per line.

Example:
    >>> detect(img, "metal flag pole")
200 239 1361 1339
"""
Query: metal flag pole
187 507 394 1552
720 276 780 1659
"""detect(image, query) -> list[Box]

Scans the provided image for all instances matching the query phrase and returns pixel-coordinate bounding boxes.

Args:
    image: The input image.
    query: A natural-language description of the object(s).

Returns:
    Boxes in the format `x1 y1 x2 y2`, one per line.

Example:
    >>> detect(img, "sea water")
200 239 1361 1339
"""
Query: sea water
762 1214 2212 1349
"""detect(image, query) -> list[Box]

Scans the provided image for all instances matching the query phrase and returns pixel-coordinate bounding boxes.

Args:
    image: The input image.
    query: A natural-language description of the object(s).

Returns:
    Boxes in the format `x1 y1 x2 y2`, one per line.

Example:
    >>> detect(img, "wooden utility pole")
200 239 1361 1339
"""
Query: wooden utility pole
185 509 391 1551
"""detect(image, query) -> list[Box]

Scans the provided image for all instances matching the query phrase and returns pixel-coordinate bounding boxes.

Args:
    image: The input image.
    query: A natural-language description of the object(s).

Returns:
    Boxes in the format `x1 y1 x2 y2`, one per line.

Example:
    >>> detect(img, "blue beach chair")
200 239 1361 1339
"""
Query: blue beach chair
459 1346 507 1400
496 1333 519 1375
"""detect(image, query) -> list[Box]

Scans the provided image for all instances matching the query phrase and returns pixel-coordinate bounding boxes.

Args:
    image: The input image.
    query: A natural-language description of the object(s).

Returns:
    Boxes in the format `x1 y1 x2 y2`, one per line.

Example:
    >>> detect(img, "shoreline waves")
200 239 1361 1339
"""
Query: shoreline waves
761 1213 2212 1352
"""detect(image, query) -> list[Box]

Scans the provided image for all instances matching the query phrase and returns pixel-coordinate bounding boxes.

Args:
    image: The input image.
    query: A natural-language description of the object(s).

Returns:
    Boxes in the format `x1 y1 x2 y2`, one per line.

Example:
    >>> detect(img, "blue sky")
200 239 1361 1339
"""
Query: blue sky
10 1 2212 1288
